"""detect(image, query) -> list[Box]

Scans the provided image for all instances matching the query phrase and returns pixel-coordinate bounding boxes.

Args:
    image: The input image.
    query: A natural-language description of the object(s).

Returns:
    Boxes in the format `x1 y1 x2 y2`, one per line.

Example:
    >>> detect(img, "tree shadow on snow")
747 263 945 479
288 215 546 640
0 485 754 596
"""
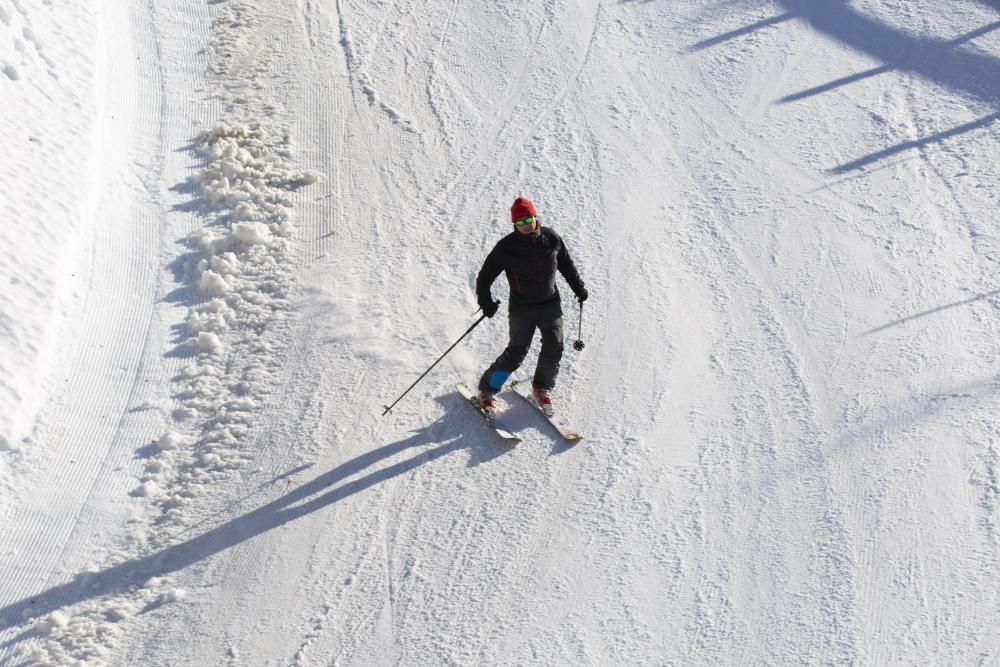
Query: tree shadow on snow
857 288 1000 337
686 11 797 52
688 0 1000 173
833 373 1000 454
0 396 510 641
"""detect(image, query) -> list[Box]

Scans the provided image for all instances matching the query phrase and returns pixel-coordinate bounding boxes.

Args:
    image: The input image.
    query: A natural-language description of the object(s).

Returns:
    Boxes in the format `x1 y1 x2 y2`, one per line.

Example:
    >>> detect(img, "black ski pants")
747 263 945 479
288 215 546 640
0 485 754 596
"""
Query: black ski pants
478 300 564 394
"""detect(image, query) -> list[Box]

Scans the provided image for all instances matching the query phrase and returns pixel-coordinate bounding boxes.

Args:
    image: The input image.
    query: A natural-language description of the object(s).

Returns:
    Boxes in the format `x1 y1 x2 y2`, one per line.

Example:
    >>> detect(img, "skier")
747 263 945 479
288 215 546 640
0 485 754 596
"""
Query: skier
476 197 588 418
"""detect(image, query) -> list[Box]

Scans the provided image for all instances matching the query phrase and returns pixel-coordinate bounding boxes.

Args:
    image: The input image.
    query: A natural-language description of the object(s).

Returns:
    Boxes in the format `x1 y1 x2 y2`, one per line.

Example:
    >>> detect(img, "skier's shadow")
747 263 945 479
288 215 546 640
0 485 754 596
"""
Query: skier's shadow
499 392 578 456
0 396 508 643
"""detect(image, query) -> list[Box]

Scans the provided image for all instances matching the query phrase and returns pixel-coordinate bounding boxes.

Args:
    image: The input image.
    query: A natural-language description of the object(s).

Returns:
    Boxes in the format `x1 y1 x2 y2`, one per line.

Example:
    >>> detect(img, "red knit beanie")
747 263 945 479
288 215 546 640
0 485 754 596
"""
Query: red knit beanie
510 197 537 222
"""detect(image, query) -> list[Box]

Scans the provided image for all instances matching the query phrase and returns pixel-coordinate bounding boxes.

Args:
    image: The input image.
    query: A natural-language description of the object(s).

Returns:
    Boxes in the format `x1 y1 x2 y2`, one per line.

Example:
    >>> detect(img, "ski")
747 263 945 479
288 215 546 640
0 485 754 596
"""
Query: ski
510 380 583 442
456 382 521 446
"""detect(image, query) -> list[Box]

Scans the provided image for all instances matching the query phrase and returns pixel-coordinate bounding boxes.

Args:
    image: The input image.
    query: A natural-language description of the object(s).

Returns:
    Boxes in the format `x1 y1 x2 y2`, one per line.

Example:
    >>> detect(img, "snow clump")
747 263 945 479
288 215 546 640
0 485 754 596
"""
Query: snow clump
156 431 183 452
232 220 273 245
189 330 222 353
159 588 187 604
131 480 160 498
33 611 70 635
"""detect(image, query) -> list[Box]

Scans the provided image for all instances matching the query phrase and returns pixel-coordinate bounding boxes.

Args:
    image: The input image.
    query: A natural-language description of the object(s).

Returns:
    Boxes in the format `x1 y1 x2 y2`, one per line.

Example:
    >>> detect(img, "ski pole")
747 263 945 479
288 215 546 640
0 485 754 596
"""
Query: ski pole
572 300 585 351
382 304 497 416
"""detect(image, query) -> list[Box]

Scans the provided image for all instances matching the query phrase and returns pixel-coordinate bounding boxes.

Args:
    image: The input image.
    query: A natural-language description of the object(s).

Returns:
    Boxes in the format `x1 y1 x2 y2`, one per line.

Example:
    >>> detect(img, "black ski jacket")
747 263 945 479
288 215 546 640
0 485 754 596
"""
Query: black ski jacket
477 226 585 313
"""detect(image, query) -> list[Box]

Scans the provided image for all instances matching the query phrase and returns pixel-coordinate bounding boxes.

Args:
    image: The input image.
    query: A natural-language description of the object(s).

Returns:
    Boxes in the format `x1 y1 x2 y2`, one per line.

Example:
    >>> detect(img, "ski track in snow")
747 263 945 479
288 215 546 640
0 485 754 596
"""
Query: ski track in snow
1 0 999 664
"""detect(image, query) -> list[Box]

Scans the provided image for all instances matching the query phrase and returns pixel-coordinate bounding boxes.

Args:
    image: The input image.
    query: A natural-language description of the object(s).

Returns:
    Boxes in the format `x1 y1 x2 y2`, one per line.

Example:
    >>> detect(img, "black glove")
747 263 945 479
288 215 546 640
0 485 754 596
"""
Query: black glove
480 298 499 318
575 287 589 304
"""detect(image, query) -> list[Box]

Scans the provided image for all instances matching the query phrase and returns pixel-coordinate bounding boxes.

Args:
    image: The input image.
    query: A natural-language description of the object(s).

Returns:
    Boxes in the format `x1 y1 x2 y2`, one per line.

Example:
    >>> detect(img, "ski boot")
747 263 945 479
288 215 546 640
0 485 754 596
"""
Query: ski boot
478 391 498 420
532 387 554 417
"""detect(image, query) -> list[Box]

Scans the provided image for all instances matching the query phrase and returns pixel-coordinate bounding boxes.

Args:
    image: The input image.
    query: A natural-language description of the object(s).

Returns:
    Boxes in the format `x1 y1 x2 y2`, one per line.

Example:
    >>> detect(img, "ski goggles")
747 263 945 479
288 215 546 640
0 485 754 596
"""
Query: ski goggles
513 215 536 227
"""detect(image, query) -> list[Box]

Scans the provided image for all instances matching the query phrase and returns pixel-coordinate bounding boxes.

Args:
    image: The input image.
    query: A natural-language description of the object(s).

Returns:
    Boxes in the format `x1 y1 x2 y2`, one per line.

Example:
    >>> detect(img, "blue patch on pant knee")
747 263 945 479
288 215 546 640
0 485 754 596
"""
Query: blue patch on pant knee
488 370 512 390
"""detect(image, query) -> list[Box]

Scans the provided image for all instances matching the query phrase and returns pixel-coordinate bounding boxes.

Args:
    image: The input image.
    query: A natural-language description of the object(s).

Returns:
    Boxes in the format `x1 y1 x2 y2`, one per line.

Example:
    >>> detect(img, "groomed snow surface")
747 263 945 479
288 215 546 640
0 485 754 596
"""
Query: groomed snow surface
1 0 999 664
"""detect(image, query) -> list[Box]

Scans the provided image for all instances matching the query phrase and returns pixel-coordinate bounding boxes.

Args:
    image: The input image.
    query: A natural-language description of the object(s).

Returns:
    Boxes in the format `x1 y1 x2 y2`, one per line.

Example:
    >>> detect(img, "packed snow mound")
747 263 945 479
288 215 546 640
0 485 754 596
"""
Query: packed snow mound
141 121 320 524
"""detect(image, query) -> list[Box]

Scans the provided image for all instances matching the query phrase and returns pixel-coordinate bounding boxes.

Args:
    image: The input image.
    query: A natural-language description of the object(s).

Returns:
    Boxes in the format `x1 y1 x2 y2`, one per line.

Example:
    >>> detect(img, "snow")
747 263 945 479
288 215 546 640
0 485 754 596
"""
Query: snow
1 0 1000 664
0 0 100 457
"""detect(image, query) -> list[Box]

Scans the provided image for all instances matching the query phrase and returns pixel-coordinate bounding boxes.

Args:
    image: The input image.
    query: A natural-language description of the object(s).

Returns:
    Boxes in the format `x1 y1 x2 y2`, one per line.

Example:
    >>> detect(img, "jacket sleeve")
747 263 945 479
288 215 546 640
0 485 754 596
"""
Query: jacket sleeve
556 237 585 297
476 243 504 304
